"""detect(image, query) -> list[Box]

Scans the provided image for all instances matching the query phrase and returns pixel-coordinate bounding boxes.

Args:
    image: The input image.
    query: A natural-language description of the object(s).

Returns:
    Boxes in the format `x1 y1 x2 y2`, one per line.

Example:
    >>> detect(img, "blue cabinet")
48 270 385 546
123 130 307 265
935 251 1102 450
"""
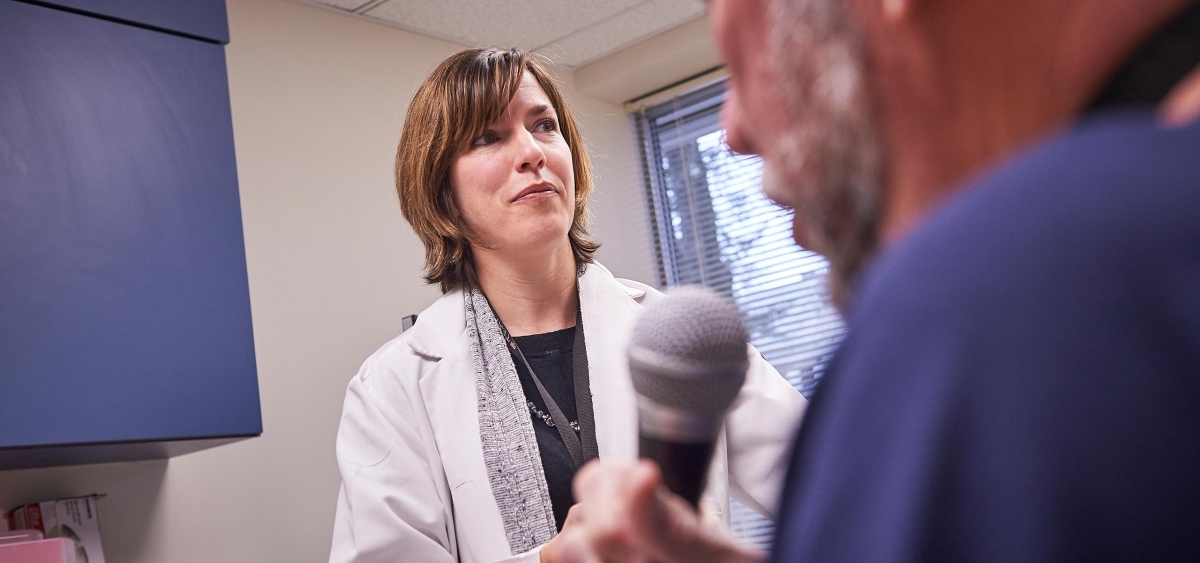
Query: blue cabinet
0 0 260 470
23 0 229 43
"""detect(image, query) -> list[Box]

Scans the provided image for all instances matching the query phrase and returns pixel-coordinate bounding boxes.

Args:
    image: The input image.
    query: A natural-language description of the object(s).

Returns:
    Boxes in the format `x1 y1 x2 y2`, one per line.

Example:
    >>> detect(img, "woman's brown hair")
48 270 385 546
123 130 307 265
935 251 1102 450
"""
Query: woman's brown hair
396 48 599 293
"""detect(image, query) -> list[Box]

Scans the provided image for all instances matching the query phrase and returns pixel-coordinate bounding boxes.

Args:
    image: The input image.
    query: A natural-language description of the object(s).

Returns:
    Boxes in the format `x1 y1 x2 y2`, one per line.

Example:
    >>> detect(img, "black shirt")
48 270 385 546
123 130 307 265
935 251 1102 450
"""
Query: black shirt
511 326 578 531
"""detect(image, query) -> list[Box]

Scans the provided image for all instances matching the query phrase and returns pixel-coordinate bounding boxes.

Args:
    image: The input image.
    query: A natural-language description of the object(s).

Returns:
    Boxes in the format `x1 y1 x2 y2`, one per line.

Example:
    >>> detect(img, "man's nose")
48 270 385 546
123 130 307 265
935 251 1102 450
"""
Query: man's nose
720 87 755 155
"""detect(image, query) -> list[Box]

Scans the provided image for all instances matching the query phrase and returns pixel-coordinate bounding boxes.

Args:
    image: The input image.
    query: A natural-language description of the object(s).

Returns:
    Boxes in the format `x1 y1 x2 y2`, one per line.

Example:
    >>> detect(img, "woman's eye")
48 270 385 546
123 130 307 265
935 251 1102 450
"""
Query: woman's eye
472 131 499 146
536 119 558 133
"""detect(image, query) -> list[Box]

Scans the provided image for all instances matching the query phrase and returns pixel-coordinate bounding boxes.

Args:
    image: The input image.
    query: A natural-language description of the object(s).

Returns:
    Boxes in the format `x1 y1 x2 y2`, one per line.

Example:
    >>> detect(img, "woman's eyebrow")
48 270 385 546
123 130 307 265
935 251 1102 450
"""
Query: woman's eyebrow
527 104 553 118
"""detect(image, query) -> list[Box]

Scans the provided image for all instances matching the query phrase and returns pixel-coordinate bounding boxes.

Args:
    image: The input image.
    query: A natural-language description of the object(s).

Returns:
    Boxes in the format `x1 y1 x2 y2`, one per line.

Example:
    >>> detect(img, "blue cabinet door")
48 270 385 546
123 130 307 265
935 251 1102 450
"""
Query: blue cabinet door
0 1 260 465
24 0 229 43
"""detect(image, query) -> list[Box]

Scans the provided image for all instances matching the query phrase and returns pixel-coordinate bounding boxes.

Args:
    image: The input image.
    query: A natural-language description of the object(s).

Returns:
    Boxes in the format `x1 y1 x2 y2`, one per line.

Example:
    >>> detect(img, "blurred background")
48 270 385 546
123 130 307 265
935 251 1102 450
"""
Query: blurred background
0 0 842 560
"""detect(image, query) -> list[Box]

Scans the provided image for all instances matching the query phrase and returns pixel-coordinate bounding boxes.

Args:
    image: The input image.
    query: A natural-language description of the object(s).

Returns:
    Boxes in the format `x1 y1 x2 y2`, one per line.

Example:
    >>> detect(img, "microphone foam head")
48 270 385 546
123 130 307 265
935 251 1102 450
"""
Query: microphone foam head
628 286 750 415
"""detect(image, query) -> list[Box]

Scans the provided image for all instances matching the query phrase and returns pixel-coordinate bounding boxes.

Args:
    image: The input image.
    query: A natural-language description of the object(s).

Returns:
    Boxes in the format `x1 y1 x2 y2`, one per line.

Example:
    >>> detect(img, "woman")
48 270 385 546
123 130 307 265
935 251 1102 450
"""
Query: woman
329 48 806 563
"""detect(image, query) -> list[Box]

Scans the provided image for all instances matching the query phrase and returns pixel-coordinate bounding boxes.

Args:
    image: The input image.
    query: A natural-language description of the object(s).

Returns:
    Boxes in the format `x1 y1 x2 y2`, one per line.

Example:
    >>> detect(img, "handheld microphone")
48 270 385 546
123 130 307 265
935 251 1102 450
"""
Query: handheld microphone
628 287 749 509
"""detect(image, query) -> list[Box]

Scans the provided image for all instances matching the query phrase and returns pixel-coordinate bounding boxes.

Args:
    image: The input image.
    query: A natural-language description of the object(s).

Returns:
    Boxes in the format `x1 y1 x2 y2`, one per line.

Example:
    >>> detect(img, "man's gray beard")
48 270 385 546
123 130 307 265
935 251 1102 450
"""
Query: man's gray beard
767 0 885 307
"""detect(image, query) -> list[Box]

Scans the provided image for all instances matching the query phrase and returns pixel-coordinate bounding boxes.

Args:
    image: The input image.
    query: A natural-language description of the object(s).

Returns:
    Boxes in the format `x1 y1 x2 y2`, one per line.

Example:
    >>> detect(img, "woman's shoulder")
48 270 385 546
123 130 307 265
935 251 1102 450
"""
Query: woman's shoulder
349 331 425 395
586 261 663 306
351 289 466 389
615 277 661 306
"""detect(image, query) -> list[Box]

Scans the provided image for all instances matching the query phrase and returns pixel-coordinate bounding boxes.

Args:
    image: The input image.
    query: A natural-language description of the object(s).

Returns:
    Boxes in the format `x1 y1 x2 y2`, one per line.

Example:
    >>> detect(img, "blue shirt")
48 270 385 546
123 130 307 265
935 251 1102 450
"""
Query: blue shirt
771 111 1200 562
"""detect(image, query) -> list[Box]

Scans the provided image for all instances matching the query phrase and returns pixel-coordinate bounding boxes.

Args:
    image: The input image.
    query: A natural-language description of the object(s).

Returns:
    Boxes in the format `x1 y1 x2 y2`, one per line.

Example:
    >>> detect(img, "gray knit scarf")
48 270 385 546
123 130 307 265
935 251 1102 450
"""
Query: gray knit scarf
464 287 558 554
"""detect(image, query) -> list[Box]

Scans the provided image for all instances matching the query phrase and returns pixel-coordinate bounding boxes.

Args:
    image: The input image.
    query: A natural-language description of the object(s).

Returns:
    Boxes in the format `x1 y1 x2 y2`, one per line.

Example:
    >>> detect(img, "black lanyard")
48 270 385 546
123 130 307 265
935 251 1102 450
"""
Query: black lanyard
489 298 599 470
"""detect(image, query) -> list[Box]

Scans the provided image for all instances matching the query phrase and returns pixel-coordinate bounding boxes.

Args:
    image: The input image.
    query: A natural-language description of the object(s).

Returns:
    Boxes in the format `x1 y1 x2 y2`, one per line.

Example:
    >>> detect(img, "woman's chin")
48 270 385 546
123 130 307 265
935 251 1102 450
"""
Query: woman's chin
499 226 572 255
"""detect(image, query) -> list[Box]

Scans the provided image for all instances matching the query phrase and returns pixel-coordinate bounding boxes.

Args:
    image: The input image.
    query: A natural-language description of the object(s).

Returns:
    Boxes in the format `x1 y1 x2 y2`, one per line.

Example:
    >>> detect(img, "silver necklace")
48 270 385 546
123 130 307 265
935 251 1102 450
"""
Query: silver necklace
526 401 580 432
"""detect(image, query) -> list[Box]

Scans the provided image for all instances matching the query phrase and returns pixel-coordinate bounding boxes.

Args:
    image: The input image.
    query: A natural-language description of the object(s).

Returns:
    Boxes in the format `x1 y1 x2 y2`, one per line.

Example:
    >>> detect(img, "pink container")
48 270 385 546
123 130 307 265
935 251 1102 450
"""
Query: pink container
0 538 76 563
0 531 44 547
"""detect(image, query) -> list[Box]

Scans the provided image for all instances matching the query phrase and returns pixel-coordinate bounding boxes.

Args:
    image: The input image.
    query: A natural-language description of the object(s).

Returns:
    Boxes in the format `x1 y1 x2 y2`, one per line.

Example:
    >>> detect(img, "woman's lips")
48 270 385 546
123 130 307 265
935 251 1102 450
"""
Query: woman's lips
512 184 558 202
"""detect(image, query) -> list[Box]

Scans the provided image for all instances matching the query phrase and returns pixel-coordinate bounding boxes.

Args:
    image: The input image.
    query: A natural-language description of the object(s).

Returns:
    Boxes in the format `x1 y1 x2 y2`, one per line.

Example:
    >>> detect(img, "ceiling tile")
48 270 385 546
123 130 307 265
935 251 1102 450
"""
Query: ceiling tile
536 0 705 67
305 0 374 11
362 0 645 50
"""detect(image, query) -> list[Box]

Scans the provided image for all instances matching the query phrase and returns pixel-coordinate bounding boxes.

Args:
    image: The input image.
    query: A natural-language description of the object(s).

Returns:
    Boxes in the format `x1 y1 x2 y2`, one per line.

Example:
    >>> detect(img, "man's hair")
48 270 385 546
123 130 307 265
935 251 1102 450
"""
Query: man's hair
395 48 599 293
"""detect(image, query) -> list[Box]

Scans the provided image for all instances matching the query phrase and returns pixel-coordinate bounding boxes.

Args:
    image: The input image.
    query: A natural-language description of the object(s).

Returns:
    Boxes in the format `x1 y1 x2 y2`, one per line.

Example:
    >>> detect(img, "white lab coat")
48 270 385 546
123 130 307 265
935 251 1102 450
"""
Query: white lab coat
329 262 806 563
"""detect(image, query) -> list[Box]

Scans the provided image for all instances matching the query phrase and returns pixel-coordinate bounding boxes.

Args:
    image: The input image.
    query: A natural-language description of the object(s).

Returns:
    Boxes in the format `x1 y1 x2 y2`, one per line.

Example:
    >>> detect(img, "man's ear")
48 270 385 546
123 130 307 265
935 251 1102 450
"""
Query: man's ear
1160 65 1200 127
882 0 909 21
878 0 940 23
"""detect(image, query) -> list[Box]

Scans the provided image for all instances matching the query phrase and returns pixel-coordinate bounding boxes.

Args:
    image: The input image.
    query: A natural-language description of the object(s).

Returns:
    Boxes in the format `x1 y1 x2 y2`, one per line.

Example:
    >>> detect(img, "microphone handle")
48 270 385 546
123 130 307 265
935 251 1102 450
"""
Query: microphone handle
638 434 717 509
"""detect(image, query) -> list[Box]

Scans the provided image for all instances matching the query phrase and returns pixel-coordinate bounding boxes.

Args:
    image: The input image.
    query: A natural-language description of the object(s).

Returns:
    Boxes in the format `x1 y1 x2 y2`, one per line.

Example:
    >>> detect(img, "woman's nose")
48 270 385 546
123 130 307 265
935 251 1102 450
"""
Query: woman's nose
514 129 545 172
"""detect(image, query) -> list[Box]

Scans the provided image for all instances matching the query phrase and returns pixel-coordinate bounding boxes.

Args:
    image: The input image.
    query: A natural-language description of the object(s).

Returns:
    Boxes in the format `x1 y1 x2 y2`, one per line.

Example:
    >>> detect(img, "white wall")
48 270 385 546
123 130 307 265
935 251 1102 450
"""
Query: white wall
0 0 656 561
575 15 720 104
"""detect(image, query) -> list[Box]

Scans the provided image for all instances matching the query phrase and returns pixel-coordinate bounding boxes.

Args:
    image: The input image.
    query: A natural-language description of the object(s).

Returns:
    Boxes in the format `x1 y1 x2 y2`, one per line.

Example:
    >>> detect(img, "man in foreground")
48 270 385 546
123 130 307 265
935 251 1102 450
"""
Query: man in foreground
543 0 1200 561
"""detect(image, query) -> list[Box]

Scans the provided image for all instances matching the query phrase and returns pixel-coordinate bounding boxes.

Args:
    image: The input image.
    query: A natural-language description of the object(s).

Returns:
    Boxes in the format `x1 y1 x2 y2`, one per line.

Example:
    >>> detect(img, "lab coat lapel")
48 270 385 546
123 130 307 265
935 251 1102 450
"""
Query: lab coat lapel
412 291 513 561
578 264 643 462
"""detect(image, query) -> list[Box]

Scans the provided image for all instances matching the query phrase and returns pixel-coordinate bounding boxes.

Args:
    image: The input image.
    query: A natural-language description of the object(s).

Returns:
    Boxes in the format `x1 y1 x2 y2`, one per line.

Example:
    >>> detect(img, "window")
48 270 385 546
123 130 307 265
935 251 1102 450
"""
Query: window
633 79 846 547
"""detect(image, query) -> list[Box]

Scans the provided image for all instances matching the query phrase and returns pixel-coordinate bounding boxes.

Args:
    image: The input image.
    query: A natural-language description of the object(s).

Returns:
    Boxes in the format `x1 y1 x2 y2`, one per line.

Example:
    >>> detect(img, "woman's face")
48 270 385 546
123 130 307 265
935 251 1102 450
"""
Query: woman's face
450 72 576 257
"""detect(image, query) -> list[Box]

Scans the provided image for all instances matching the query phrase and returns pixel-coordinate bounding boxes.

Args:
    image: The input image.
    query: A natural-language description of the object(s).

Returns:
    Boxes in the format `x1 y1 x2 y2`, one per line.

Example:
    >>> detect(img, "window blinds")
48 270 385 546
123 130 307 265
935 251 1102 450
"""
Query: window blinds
633 79 846 548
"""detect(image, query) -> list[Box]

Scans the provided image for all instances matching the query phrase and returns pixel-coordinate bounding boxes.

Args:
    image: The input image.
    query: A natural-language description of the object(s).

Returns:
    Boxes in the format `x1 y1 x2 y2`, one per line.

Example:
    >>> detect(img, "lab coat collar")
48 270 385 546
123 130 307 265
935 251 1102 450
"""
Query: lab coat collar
403 288 465 360
403 262 645 361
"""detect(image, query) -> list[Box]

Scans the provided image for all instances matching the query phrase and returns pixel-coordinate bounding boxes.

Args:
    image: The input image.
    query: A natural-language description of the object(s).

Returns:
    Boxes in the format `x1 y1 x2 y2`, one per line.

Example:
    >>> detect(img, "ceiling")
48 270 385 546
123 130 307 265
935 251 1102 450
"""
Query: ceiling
294 0 707 69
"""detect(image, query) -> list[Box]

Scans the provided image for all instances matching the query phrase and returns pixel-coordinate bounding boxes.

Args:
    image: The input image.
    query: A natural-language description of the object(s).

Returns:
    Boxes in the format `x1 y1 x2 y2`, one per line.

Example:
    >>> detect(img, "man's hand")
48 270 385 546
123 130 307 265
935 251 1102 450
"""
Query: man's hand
541 503 586 563
546 460 765 563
